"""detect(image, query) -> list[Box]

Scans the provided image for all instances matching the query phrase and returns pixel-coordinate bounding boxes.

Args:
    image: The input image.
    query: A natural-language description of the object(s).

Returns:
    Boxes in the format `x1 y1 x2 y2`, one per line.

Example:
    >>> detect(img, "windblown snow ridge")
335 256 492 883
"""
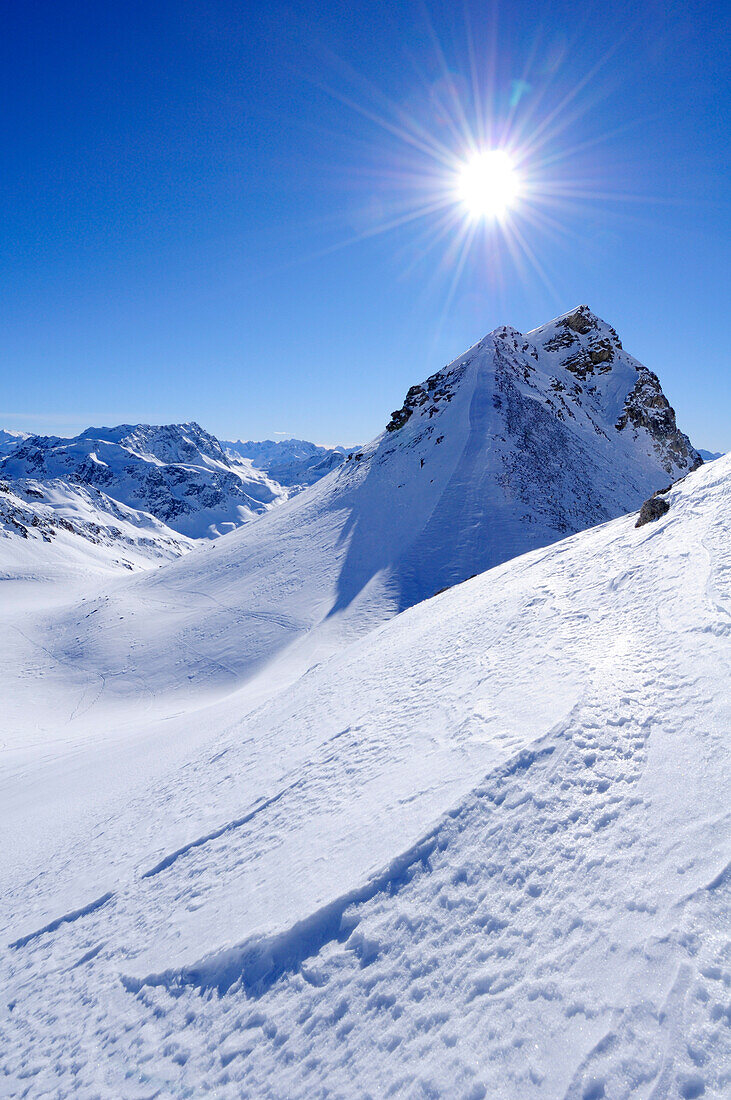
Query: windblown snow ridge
122 744 554 999
10 892 115 950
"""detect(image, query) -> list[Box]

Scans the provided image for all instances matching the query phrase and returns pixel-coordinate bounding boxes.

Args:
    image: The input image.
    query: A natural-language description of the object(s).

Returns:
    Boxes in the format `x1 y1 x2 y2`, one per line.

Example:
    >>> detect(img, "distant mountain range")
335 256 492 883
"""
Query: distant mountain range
0 428 30 454
0 425 356 561
0 307 712 579
698 448 724 462
222 438 349 487
0 421 286 545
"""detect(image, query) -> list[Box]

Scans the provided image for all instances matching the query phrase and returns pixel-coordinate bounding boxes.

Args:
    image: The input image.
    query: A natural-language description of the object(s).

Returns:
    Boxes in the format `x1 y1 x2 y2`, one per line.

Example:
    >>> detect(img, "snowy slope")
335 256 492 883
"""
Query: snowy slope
2 454 728 1099
224 436 348 488
1 421 285 538
25 305 702 723
0 477 191 575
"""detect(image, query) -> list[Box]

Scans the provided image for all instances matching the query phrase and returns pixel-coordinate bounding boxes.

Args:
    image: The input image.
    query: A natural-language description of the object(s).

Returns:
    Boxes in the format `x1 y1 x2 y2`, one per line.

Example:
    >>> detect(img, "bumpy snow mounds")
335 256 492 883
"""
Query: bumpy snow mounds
0 420 285 539
2 455 729 1098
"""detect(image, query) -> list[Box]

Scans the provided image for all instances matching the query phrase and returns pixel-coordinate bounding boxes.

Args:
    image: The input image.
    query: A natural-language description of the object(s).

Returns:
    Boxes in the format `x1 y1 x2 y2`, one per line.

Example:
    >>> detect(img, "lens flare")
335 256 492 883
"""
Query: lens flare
456 150 520 221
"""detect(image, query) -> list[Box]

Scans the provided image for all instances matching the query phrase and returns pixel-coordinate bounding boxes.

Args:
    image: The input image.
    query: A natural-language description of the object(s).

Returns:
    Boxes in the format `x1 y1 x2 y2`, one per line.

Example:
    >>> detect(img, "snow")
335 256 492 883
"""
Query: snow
0 310 724 1098
0 428 30 455
5 306 699 741
2 454 729 1098
0 477 191 578
1 421 286 539
223 437 348 488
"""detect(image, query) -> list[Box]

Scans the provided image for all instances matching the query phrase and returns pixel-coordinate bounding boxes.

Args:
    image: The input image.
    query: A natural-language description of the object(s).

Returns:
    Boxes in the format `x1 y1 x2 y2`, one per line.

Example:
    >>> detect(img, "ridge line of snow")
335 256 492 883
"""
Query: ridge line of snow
121 737 565 998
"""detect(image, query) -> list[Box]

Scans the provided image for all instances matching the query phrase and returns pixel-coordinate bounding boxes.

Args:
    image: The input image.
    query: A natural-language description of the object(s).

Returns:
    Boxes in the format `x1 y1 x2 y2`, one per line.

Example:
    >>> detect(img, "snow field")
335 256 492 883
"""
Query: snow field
1 457 729 1098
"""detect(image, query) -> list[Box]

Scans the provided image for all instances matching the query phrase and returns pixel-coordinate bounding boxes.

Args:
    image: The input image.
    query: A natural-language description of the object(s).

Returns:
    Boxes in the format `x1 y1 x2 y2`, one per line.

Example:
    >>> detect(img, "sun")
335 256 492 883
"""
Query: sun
456 149 520 221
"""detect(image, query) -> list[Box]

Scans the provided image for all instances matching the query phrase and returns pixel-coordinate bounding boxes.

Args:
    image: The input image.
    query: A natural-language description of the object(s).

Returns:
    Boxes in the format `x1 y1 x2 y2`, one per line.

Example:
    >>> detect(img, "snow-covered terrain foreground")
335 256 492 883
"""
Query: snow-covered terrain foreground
2 454 729 1098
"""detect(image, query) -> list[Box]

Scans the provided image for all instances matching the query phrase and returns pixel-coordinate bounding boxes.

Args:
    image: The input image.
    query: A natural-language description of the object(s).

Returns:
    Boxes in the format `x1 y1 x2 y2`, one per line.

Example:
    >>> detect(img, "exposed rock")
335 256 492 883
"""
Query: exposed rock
635 494 671 527
562 305 598 336
0 478 191 563
616 368 702 475
0 422 284 538
386 406 414 433
386 361 468 432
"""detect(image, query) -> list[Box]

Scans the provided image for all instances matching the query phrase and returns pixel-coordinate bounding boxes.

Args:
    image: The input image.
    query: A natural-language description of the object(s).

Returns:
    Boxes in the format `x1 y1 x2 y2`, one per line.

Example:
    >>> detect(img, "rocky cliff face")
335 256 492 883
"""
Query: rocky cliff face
614 367 701 473
525 305 700 475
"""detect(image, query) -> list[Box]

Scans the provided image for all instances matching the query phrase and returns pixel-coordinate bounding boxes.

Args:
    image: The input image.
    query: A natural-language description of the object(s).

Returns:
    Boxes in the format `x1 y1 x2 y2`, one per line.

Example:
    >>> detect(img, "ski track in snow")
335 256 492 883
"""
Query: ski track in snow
1 458 729 1098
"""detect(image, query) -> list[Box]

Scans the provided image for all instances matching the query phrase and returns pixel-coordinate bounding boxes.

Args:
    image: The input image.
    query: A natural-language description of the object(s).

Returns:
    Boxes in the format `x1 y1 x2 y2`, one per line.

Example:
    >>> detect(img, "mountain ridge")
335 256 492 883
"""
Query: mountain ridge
223 437 349 488
0 420 285 539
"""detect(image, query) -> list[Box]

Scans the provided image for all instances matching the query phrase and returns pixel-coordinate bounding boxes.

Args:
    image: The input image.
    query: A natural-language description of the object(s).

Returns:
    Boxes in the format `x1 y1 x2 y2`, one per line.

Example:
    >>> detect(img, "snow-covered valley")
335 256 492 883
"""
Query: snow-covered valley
1 308 728 1099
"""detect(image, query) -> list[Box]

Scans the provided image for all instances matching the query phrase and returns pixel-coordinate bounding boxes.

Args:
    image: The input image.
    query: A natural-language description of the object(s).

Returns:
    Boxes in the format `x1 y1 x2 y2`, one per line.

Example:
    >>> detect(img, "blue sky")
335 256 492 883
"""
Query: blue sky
1 0 729 449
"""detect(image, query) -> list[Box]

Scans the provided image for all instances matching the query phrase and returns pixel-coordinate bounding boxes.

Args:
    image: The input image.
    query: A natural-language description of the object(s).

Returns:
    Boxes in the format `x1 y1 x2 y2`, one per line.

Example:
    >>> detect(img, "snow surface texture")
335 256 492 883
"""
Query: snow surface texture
2 454 729 1098
223 438 349 488
0 421 285 539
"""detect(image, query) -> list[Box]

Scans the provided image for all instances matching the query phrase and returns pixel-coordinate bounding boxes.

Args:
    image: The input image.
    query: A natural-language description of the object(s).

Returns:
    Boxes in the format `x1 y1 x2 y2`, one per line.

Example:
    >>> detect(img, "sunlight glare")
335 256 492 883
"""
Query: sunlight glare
457 150 520 221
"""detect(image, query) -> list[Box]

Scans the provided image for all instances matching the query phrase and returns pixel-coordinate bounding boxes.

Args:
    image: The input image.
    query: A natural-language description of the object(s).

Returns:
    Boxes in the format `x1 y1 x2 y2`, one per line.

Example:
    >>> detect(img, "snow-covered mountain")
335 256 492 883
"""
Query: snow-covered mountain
224 436 349 487
3 451 728 1098
0 427 30 454
0 421 285 539
0 476 191 573
32 305 702 713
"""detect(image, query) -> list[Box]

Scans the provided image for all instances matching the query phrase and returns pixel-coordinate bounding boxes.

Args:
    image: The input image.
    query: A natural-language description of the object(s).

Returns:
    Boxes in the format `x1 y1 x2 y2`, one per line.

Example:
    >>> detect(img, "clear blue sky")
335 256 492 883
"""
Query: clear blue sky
2 0 729 449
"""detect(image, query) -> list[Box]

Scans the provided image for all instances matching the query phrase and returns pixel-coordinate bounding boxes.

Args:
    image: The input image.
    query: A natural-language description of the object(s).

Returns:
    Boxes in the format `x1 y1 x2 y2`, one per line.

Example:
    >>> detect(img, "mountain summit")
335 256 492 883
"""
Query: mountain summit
332 304 701 608
42 307 702 708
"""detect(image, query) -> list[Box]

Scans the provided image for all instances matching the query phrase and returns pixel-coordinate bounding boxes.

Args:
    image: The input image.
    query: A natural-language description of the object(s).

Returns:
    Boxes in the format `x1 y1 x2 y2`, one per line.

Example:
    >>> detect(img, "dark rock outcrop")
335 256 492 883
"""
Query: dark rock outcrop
616 368 702 475
635 494 671 527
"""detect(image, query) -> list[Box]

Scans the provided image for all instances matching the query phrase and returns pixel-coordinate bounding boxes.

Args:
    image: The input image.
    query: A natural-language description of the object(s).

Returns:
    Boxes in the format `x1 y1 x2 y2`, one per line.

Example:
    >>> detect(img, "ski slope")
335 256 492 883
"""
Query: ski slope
2 454 729 1099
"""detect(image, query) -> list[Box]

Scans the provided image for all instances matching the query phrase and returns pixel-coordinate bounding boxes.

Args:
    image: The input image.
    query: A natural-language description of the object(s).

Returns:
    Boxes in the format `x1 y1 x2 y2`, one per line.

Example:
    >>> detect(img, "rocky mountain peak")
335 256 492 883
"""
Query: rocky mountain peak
77 421 231 468
379 307 700 523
